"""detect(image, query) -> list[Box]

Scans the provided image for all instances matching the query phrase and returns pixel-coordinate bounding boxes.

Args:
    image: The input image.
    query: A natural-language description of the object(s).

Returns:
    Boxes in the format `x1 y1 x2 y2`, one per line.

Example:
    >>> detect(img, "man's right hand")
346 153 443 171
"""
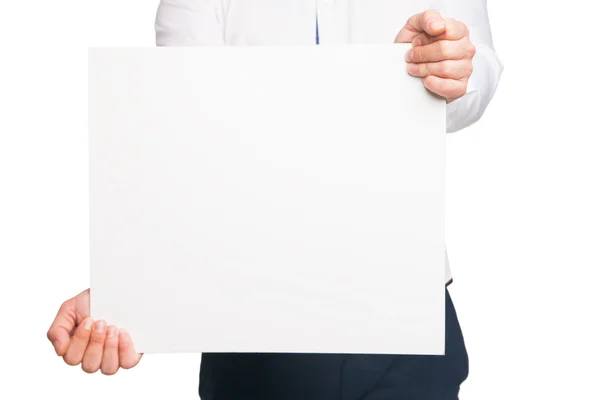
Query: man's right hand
47 289 142 374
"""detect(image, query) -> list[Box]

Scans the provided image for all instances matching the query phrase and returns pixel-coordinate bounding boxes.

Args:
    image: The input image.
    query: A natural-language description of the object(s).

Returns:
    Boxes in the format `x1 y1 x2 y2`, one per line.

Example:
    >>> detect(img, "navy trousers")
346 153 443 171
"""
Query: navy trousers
199 288 468 400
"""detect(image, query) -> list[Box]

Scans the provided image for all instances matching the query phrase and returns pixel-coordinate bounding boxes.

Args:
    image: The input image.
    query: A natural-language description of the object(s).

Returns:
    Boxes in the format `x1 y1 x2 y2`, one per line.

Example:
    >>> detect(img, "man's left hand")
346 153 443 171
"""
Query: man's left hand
395 10 476 103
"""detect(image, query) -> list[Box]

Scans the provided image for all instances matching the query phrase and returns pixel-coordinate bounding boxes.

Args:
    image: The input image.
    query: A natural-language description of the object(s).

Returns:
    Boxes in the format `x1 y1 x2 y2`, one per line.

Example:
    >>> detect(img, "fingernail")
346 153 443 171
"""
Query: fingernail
407 63 419 75
405 49 414 62
413 38 422 47
107 326 118 338
119 328 129 340
94 320 106 333
83 318 93 331
430 21 445 31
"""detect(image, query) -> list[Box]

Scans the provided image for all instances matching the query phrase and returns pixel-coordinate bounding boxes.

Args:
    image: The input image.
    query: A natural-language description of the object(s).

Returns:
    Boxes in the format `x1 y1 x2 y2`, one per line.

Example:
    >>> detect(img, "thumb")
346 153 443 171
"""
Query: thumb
47 289 90 356
395 10 446 43
47 301 76 356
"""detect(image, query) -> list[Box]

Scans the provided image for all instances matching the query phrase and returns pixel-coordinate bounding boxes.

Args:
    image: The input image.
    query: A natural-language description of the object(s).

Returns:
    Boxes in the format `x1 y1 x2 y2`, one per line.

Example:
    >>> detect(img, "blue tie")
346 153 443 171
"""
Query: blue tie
316 18 320 44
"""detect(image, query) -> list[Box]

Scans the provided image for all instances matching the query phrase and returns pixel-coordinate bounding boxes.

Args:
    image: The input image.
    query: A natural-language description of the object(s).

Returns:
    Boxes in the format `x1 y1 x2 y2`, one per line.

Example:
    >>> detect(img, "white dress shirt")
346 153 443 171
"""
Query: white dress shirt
154 0 504 284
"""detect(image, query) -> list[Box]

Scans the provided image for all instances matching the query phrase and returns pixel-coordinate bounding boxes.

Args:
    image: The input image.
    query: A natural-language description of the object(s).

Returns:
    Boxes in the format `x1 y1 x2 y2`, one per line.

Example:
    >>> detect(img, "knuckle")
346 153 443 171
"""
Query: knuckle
424 9 440 20
423 75 436 88
438 41 450 58
104 337 118 350
75 329 90 341
469 44 477 57
461 40 476 58
446 17 457 29
118 336 131 351
90 334 106 345
412 46 422 62
453 81 467 97
60 299 74 314
412 33 425 46
466 62 474 76
438 62 449 76
462 23 470 38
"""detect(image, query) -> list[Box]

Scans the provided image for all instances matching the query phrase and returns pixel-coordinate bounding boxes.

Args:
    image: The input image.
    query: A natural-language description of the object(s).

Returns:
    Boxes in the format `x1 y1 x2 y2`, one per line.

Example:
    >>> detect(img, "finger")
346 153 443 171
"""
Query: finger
395 10 445 43
63 317 94 366
81 320 107 373
407 59 473 80
118 329 143 369
411 19 469 46
47 301 76 356
101 325 120 375
406 38 471 63
422 75 467 102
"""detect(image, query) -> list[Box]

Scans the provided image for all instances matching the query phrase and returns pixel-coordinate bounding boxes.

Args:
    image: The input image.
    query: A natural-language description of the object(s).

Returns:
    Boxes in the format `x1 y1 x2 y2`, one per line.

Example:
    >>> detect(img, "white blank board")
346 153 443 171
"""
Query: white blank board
89 44 447 355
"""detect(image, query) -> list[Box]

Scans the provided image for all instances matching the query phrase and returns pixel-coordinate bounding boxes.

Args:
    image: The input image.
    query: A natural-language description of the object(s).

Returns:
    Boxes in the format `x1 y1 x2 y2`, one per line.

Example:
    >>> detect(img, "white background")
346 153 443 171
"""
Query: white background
0 1 599 399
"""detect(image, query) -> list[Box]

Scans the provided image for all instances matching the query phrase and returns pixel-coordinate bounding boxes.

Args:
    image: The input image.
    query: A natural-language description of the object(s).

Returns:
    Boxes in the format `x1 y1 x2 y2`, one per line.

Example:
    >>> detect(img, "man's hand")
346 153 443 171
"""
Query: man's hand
47 289 142 374
395 10 476 103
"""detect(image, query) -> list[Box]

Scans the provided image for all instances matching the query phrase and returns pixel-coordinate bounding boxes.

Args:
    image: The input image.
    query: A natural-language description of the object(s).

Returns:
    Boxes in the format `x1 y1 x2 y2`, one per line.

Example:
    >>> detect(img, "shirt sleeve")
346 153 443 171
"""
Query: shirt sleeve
437 0 504 133
155 0 225 46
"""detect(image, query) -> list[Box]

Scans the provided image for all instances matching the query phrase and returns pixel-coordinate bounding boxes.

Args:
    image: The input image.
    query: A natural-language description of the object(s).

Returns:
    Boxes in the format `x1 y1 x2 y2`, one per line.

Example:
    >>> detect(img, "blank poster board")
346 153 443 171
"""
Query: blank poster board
88 44 446 355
